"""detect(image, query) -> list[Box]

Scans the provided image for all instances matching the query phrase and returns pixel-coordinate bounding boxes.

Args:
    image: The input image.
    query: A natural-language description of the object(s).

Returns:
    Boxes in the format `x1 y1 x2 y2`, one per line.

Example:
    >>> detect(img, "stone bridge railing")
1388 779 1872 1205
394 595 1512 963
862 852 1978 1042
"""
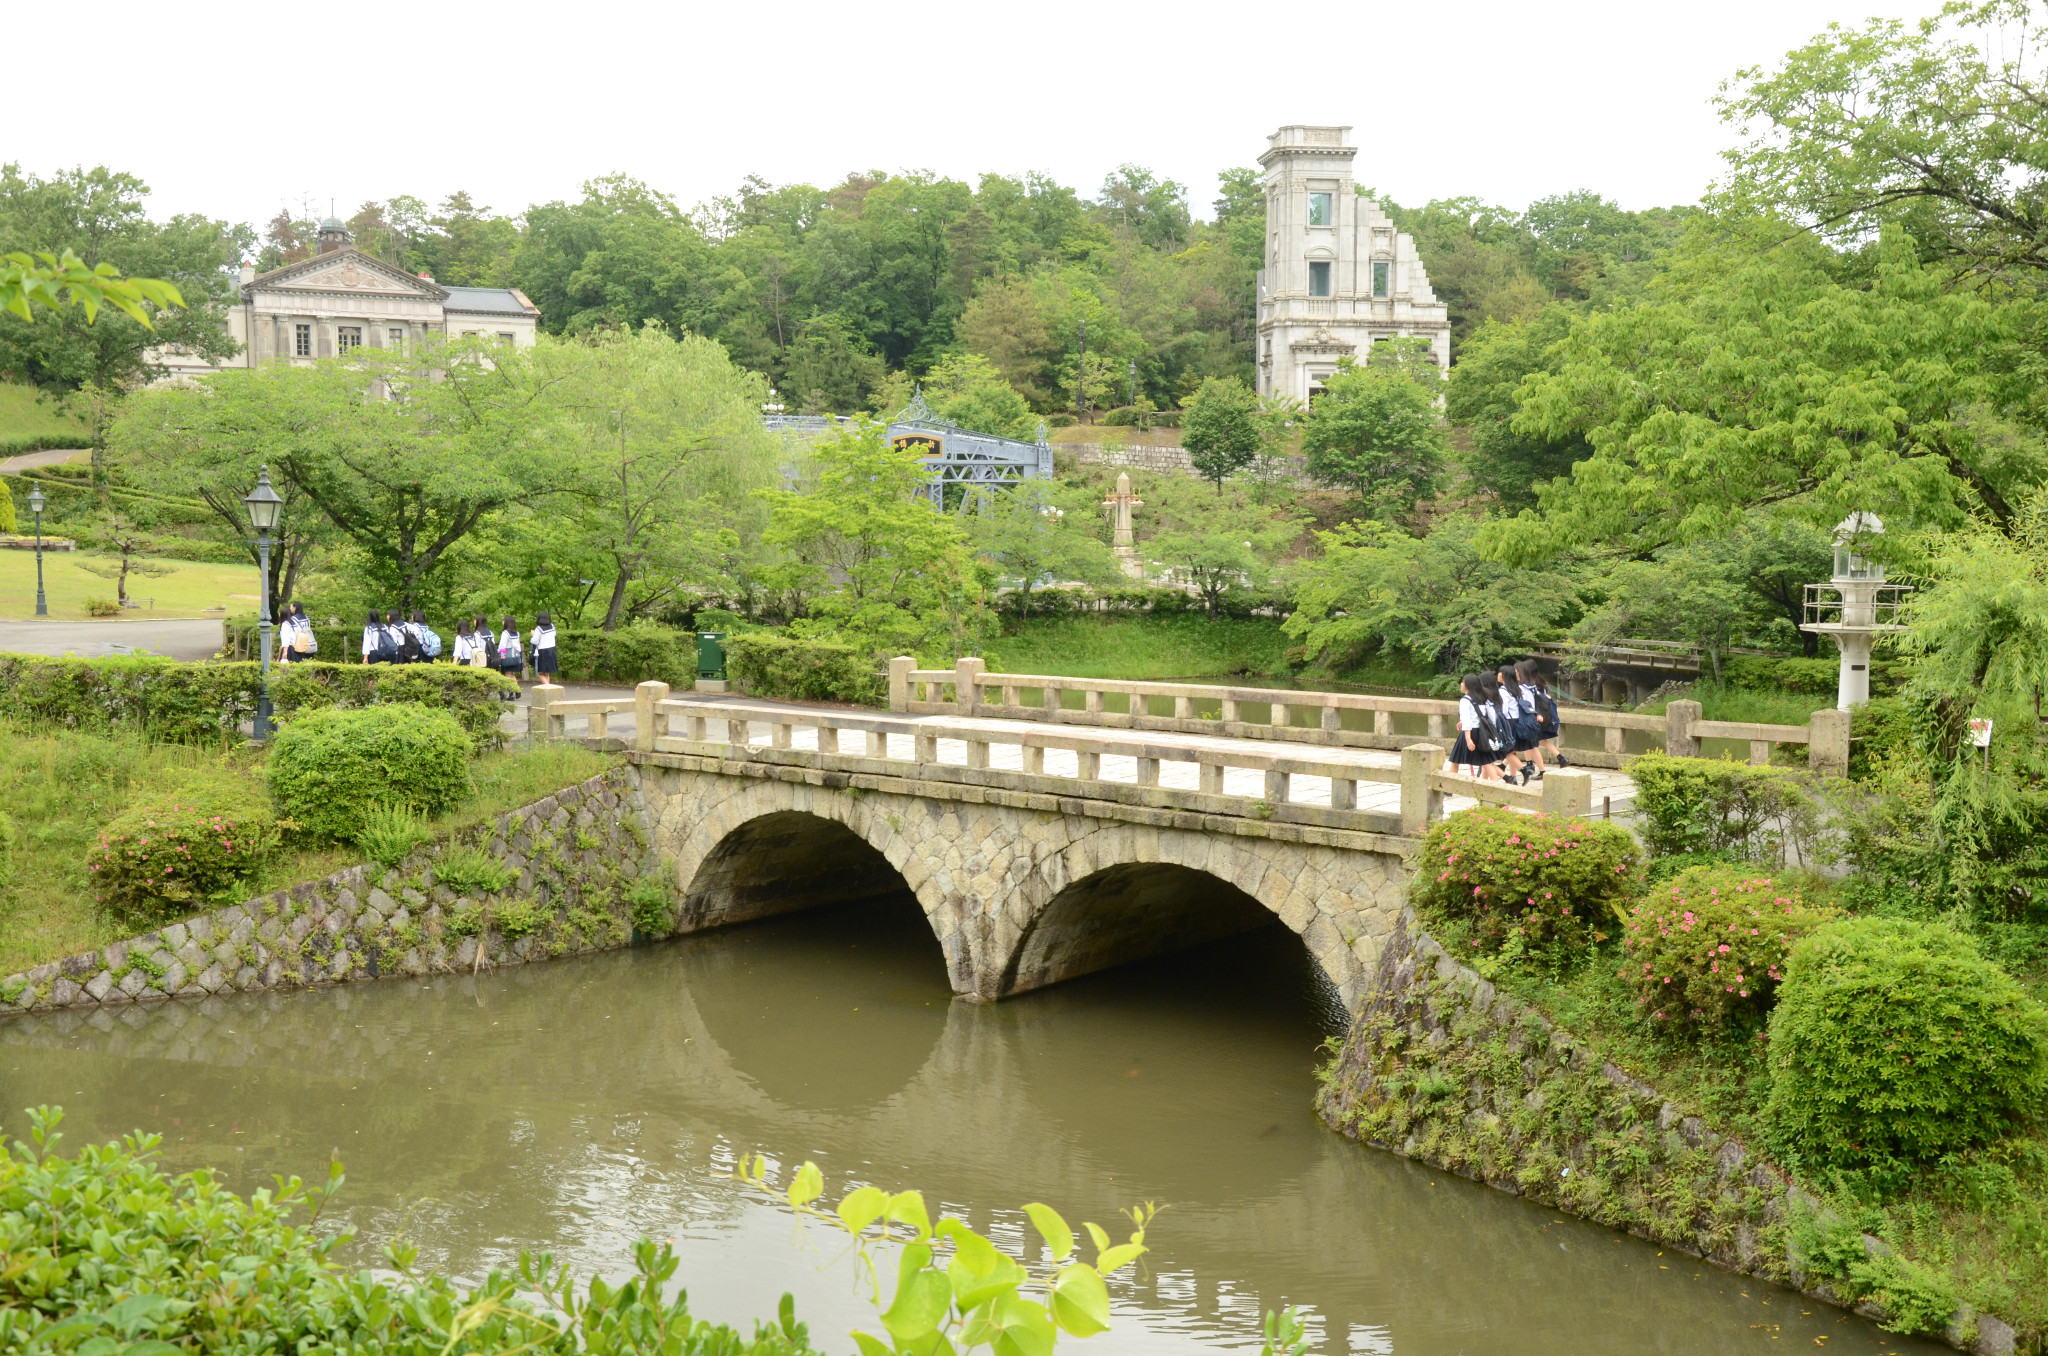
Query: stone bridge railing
890 658 1849 775
532 684 1594 838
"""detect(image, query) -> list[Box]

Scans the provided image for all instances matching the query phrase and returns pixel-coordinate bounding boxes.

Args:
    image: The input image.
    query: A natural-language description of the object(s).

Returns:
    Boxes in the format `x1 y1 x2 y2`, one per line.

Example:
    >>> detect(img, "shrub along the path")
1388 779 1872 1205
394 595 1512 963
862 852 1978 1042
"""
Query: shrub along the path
266 705 474 843
725 631 881 704
1619 865 1833 1034
1767 916 2048 1172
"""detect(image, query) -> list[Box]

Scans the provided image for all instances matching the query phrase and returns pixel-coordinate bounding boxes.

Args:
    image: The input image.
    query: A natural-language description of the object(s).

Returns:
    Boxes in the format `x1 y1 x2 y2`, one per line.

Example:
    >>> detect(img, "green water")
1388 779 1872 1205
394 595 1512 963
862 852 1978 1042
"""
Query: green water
0 897 1935 1355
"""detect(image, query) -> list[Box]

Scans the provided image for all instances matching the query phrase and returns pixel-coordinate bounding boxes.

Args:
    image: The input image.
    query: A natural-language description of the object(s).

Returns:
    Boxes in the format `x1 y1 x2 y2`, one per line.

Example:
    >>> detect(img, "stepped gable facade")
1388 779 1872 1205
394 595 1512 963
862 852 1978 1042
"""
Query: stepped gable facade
150 217 540 382
1255 124 1451 403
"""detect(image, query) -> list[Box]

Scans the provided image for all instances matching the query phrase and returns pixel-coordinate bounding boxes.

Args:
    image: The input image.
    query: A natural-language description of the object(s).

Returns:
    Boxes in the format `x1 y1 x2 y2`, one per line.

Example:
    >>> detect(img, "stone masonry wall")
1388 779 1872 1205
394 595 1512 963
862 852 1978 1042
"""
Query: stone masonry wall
1316 911 2020 1356
0 770 665 1017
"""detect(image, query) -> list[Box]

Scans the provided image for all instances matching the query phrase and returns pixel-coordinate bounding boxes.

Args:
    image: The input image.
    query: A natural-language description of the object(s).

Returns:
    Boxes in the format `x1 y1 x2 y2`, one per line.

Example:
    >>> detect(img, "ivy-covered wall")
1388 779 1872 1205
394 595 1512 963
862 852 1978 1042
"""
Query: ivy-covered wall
1315 912 2022 1356
0 769 672 1015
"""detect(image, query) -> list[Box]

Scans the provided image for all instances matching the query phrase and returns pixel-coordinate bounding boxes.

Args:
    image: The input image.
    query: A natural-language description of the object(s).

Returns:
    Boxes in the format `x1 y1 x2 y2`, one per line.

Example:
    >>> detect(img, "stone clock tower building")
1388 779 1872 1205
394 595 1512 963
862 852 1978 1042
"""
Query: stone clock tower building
1254 125 1451 403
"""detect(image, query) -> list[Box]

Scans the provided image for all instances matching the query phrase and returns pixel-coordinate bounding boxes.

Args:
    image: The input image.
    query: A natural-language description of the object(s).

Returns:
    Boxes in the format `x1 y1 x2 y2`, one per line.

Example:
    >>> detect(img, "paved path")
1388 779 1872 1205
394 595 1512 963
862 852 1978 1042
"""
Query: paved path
0 449 89 474
0 617 223 660
509 685 1638 818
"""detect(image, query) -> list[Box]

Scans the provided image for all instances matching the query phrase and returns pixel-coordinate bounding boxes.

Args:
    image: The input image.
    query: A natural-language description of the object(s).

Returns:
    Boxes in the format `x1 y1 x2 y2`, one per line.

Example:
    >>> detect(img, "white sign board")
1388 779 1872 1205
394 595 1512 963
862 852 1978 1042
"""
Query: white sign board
1969 718 1995 748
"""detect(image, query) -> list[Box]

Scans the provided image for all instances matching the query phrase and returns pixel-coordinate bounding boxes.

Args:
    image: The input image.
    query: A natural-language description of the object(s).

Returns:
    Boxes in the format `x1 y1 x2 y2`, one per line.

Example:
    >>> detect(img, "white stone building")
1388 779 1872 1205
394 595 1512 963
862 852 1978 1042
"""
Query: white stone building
1254 125 1451 404
151 217 540 382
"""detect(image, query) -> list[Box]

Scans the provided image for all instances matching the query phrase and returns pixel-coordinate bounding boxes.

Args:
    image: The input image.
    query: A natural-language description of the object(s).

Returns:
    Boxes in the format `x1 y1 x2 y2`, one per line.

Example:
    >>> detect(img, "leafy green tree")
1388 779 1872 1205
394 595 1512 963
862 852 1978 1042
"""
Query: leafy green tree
1300 342 1446 516
874 353 1037 439
1898 491 2048 718
1445 305 1587 510
1717 4 2048 279
1180 376 1260 489
516 176 714 336
1568 548 1756 683
1285 515 1575 674
541 325 780 629
1483 229 2046 564
761 419 982 659
1144 484 1299 618
781 313 886 414
0 165 236 389
966 479 1115 611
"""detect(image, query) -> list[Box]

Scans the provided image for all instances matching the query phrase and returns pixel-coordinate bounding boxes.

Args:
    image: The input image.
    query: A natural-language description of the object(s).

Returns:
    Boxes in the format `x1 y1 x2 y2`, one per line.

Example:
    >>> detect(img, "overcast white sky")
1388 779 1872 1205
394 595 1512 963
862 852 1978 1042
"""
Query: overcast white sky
24 0 1948 235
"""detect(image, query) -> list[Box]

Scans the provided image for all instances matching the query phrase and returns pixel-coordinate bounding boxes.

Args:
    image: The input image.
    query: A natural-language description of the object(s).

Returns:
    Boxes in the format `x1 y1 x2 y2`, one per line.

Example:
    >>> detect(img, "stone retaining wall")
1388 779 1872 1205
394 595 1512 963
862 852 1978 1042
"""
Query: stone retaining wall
0 769 666 1016
1316 912 2019 1356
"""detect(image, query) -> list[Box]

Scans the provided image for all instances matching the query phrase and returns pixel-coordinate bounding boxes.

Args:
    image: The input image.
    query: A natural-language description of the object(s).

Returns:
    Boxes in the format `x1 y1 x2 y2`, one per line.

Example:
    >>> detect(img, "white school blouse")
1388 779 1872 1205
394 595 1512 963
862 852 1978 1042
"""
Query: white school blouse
1521 683 1544 716
452 632 475 664
530 625 557 651
361 625 382 656
1498 689 1521 721
1457 696 1483 731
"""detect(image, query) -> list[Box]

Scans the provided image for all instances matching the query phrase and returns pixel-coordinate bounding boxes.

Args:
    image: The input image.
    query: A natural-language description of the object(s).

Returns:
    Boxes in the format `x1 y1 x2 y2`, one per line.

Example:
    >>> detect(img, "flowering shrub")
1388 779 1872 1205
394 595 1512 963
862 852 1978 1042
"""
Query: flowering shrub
88 794 276 924
1619 864 1833 1033
1409 806 1641 969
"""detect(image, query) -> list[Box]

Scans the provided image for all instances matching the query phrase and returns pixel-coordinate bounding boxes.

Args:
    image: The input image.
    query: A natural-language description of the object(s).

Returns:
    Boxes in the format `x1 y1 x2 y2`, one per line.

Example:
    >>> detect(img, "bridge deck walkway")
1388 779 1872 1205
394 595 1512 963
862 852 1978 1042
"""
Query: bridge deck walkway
583 689 1639 820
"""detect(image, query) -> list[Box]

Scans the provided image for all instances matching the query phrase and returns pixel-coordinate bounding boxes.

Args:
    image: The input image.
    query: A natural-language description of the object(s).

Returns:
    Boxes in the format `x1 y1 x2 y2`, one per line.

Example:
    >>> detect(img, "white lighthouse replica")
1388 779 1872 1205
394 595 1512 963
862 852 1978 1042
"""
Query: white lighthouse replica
1801 512 1908 710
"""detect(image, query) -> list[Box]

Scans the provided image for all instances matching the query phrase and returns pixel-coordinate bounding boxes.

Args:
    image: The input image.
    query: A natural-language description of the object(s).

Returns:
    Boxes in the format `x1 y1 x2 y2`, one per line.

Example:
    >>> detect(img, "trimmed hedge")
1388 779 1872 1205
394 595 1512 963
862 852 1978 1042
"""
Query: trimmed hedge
725 632 882 704
1627 751 1830 870
1721 653 1903 695
1619 865 1833 1034
266 704 475 843
1768 917 2048 1170
1410 806 1641 970
555 625 697 688
0 655 514 749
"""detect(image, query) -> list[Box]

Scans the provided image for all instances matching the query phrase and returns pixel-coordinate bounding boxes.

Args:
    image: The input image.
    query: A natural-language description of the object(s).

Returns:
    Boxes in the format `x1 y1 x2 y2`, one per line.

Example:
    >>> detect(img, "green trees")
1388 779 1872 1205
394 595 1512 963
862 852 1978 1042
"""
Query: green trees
966 479 1115 611
760 420 982 659
1144 483 1299 619
1180 376 1260 489
0 165 231 389
1300 341 1446 517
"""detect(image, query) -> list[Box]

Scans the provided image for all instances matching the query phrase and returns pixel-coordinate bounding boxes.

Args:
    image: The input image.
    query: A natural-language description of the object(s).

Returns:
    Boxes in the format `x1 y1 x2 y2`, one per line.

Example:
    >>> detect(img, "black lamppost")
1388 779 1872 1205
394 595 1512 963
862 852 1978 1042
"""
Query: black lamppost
243 467 284 741
27 486 47 618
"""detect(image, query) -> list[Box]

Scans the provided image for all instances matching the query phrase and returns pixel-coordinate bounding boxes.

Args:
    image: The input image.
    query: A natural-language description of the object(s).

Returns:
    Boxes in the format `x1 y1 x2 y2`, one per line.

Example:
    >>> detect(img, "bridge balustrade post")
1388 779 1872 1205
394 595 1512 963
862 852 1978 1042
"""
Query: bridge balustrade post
1199 761 1224 794
1666 699 1702 758
1076 749 1100 780
1750 739 1771 766
1174 695 1193 719
724 717 748 748
1374 708 1393 737
1263 769 1290 804
1427 713 1445 738
1604 725 1626 756
1042 685 1062 721
1809 708 1851 778
1221 698 1239 723
1543 769 1593 818
818 725 839 755
1400 744 1443 837
687 714 707 743
1085 687 1104 716
528 683 560 744
772 722 793 750
1320 701 1342 734
889 657 915 712
1002 684 1019 708
589 710 608 744
1135 756 1159 786
966 738 990 769
954 657 985 716
633 681 669 752
1023 744 1045 774
1331 777 1357 811
915 732 938 764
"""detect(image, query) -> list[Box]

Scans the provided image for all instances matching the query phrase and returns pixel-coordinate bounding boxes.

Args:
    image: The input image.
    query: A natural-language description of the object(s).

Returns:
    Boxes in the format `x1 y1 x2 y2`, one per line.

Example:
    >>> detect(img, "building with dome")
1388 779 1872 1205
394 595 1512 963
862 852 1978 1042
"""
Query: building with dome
1254 125 1450 403
149 216 541 382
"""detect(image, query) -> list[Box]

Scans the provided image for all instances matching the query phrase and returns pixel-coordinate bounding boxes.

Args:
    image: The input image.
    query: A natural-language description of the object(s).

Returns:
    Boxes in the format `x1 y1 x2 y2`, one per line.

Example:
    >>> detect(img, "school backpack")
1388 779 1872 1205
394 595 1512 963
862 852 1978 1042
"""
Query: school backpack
422 626 442 659
497 632 521 662
372 626 400 663
290 621 313 655
1474 703 1507 756
399 626 423 663
1536 689 1559 729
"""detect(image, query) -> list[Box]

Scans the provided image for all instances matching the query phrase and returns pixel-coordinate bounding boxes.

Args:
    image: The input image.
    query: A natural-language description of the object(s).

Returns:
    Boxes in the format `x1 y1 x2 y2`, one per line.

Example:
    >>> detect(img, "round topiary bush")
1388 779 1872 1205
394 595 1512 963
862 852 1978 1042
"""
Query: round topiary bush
1619 864 1834 1034
1409 806 1641 969
88 795 277 924
266 704 473 843
1767 916 2048 1170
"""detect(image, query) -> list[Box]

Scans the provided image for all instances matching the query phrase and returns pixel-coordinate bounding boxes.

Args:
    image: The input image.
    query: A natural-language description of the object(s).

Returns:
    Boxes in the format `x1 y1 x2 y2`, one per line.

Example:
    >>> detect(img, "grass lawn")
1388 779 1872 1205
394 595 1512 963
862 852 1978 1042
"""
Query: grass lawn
0 549 258 620
0 726 616 978
1640 680 1837 727
0 382 87 454
990 614 1293 680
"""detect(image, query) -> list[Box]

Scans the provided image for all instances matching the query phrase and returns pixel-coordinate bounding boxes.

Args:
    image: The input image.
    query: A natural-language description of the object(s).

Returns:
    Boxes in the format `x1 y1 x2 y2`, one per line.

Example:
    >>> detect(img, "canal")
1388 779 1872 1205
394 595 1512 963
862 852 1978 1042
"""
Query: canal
1 891 1934 1355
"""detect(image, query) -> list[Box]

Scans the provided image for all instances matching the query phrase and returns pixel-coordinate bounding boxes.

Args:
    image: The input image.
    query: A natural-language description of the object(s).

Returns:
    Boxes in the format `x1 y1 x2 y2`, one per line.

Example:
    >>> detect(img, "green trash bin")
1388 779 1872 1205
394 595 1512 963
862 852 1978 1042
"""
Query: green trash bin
696 632 726 681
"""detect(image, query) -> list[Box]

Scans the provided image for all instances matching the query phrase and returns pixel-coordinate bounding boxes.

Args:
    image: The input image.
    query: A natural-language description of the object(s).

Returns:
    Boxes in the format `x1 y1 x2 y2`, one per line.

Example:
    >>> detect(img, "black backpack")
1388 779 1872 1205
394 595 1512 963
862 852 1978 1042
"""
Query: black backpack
372 626 400 663
399 626 423 663
1474 704 1507 756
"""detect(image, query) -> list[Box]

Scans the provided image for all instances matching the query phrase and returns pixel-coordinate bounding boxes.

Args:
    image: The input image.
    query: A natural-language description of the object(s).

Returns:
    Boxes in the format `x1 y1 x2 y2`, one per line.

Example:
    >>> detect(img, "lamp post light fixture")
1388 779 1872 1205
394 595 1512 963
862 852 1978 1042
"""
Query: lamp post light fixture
762 386 785 415
26 485 47 618
242 466 285 742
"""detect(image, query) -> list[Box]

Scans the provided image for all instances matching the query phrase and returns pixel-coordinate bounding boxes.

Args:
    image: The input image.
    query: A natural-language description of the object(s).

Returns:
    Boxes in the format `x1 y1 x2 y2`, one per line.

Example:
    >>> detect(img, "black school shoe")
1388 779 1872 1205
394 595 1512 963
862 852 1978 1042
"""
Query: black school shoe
1554 752 1571 766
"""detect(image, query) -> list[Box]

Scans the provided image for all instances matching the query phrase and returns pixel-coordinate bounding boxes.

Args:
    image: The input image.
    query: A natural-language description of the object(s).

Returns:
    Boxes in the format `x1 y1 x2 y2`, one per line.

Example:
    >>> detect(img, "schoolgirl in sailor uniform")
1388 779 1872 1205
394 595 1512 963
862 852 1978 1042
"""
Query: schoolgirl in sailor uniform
362 609 388 664
1476 673 1521 780
529 611 559 680
1517 658 1569 767
1500 663 1544 783
451 619 476 667
1448 673 1505 780
496 616 524 682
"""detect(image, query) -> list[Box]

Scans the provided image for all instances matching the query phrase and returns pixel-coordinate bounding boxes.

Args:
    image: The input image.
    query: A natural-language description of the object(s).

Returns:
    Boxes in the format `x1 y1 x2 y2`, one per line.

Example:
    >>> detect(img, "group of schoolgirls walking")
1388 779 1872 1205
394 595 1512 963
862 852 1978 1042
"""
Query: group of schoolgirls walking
274 604 559 686
1448 658 1571 785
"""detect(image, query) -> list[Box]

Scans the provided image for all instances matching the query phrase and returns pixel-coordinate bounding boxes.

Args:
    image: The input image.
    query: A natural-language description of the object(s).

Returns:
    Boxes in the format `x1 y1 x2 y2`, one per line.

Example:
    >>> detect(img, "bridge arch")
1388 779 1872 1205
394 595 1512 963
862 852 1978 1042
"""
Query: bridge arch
659 780 973 993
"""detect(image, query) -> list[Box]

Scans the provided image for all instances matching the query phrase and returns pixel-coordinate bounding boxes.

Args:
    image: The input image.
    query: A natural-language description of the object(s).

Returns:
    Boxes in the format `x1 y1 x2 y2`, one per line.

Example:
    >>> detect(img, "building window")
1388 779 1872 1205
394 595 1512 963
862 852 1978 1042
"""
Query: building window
1308 192 1332 227
337 326 362 352
1371 260 1391 298
496 331 515 344
294 323 312 357
387 326 405 350
1308 261 1332 297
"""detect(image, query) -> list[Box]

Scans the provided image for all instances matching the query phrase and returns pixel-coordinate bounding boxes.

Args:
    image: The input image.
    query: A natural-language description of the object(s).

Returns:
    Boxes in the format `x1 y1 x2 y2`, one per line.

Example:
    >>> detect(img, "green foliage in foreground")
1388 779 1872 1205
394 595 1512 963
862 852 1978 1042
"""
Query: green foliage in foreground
0 1108 819 1356
1767 916 2048 1173
266 706 475 844
725 631 883 704
1626 752 1830 872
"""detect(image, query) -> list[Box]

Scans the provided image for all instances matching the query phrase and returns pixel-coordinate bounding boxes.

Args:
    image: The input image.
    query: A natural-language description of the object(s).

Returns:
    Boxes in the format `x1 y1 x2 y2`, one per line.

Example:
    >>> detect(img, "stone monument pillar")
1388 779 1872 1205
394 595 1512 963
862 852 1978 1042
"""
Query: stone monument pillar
1103 472 1145 581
